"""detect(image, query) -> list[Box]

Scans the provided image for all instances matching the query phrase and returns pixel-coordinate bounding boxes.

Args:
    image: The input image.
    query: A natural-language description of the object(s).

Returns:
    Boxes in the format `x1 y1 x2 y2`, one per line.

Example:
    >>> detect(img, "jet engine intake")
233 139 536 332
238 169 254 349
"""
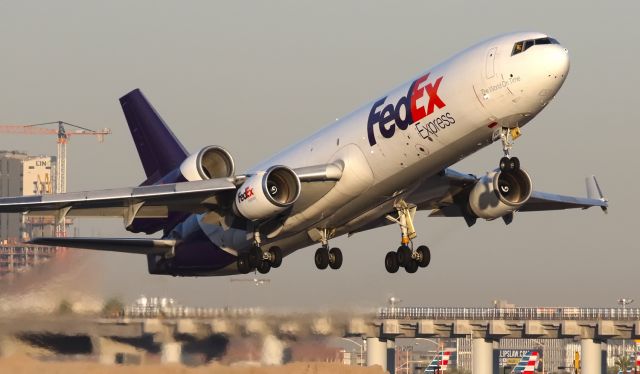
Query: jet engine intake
468 168 532 220
179 146 235 181
235 166 301 221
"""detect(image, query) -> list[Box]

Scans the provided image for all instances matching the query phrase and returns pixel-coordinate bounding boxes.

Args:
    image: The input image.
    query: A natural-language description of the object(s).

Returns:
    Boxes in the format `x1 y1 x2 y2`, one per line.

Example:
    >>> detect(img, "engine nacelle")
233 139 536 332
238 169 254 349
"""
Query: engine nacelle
468 169 532 220
179 145 235 181
235 166 301 221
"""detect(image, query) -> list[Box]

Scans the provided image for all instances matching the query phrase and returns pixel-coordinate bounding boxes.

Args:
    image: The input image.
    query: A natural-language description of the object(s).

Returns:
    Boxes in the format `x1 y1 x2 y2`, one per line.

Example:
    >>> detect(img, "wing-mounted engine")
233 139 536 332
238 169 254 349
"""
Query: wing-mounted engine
468 168 532 220
234 166 301 221
179 145 235 181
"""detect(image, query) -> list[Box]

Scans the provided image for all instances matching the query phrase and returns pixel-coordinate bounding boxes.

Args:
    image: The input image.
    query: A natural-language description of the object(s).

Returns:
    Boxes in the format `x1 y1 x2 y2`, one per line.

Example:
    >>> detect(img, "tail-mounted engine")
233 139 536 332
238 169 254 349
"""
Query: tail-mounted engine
234 166 301 221
468 168 532 220
179 145 235 181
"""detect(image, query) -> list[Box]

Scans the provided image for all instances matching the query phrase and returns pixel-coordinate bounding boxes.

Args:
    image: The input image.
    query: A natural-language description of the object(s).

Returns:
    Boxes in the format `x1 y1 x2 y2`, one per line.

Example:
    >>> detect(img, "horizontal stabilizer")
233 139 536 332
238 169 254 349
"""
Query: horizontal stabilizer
29 237 175 255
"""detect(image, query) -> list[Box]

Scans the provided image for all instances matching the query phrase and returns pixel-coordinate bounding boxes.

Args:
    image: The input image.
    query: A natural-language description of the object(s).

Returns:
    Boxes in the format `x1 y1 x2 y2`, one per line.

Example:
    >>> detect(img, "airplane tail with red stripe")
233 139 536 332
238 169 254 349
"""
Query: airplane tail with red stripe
424 349 456 373
511 351 539 374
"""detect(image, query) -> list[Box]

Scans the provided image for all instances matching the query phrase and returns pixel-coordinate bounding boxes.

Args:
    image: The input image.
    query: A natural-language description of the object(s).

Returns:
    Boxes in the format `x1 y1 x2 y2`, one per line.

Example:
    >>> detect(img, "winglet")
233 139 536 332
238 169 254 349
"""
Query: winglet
586 175 608 212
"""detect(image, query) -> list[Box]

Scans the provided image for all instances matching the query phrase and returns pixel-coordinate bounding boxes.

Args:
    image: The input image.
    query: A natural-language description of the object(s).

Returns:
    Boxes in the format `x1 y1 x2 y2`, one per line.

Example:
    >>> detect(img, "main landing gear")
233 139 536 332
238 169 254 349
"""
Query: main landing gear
498 127 522 173
237 230 283 274
384 201 431 274
314 228 343 270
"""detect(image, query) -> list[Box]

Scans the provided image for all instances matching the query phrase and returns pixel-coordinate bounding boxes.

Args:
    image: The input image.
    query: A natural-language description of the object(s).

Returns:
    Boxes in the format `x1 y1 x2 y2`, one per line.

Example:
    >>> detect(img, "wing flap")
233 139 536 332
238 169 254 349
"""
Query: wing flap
29 237 175 255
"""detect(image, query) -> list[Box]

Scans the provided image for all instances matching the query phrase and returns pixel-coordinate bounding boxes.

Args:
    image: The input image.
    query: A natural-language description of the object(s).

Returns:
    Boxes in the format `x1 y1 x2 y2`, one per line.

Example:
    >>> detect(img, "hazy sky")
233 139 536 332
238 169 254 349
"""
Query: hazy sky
0 1 638 309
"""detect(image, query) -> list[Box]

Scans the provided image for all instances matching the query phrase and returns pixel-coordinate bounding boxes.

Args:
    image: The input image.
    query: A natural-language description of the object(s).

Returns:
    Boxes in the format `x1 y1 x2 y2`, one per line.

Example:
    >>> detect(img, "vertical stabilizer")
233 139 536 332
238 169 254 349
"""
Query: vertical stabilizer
119 89 189 183
424 349 456 373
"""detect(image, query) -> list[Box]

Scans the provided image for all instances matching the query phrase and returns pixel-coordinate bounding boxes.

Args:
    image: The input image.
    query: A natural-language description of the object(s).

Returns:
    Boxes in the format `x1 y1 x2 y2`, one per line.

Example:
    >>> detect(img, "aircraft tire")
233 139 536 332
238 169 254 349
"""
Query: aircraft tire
315 248 329 270
385 251 399 273
328 247 343 270
257 260 271 274
405 259 419 273
269 246 283 268
511 157 520 171
416 245 431 268
248 246 262 268
396 245 411 267
499 157 511 172
237 254 252 274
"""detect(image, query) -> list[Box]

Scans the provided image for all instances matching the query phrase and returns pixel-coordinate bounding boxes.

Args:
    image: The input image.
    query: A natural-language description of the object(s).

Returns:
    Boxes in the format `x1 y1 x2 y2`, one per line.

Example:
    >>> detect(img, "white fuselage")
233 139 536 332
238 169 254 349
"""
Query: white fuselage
200 31 570 271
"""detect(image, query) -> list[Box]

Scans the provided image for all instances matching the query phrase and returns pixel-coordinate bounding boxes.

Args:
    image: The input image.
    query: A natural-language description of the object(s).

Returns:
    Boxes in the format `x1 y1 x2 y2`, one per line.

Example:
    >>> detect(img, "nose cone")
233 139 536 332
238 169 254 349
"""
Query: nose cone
547 44 570 78
534 44 570 97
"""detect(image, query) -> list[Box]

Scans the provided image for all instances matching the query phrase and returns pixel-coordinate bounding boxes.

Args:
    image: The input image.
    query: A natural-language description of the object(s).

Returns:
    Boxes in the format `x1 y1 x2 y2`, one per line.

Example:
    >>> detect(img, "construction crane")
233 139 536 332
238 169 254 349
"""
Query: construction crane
0 121 111 193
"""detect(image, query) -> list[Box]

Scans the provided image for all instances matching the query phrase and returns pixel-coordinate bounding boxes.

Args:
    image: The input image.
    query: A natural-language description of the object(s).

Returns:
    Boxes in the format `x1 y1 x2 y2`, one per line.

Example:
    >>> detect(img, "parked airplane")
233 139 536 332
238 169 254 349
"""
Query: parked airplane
0 31 607 276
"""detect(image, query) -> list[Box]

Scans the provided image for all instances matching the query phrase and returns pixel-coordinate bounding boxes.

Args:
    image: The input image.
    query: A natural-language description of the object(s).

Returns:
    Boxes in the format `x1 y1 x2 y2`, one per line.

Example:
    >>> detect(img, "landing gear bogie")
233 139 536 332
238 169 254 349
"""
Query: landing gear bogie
239 244 283 274
315 247 343 270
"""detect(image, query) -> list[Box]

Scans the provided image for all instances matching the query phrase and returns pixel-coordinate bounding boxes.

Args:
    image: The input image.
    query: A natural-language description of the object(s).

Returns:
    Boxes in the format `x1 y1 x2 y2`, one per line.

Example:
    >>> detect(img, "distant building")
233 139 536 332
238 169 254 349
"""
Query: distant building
0 151 59 277
0 151 56 241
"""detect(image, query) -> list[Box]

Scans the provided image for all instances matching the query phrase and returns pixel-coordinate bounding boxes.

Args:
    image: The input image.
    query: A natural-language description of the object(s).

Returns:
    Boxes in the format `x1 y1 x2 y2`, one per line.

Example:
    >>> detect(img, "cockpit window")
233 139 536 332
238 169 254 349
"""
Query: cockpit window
534 37 551 45
512 41 524 55
523 40 534 51
511 37 560 56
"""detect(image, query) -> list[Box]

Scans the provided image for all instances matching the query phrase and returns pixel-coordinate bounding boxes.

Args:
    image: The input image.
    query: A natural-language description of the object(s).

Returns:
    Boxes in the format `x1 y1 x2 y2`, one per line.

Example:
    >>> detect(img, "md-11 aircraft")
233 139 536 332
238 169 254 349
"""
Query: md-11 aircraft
0 31 607 276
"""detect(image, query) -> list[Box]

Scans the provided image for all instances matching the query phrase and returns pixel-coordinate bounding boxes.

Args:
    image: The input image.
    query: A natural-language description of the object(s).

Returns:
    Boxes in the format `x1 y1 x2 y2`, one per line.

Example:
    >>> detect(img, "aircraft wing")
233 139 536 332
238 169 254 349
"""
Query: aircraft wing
348 169 608 236
0 178 237 223
0 163 343 226
428 171 608 218
517 190 608 212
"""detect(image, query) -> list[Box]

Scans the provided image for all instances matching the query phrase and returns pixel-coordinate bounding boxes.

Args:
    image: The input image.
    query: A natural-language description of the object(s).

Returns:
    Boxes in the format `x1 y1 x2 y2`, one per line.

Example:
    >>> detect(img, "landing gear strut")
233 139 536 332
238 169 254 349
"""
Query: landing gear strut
384 201 431 274
314 228 343 270
498 127 521 172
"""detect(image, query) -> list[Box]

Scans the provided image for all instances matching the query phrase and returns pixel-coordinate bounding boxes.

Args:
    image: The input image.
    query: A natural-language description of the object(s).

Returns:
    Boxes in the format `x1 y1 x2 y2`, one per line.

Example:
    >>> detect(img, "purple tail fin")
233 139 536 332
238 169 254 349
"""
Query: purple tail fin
120 89 188 184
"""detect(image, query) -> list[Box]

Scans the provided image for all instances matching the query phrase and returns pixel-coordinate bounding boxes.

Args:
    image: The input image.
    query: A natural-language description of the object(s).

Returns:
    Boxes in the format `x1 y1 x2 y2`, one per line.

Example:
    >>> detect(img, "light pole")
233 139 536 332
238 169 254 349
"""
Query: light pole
619 298 634 361
341 337 364 366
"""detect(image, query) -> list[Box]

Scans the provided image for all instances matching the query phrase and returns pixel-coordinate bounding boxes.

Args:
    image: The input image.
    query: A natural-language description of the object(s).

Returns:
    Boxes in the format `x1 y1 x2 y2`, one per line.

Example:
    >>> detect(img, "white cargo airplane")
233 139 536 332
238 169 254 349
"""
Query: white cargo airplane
0 31 607 276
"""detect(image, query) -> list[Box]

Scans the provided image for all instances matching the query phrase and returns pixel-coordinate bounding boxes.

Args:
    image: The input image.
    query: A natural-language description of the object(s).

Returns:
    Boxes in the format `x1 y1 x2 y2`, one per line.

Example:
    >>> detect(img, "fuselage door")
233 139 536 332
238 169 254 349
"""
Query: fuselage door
485 47 497 79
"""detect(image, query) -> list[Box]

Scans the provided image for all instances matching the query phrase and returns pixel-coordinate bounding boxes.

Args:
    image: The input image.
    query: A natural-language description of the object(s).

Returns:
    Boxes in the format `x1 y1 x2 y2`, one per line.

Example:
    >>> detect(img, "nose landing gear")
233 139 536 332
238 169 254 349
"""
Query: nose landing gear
384 201 431 274
498 126 522 172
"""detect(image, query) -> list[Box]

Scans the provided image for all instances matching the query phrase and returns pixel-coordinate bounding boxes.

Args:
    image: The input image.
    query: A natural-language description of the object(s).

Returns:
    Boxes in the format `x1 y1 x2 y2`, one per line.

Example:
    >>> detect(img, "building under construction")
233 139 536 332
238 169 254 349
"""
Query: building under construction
0 150 63 277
